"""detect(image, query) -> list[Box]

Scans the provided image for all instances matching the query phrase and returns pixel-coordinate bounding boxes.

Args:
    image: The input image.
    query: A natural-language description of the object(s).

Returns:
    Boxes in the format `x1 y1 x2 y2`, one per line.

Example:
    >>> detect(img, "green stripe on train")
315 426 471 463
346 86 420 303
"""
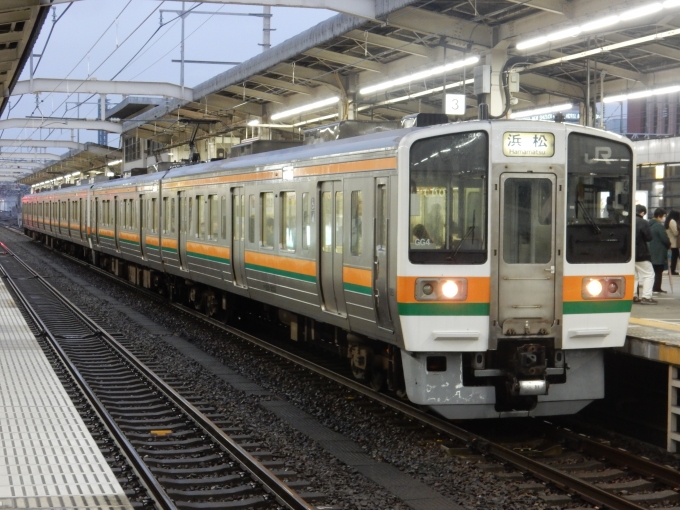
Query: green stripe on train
161 246 178 254
398 302 490 316
120 238 139 246
188 251 230 265
563 300 632 314
343 282 372 295
245 263 316 283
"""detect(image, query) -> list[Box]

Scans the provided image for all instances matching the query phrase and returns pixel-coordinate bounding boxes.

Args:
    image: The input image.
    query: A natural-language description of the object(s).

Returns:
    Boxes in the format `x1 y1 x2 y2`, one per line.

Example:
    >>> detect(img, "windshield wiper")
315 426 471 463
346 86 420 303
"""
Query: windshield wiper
450 211 476 260
577 200 601 235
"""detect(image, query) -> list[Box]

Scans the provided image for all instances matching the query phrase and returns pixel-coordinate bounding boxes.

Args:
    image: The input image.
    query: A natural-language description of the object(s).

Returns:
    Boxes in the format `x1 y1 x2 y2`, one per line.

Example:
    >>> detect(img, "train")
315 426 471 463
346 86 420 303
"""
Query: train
21 119 635 419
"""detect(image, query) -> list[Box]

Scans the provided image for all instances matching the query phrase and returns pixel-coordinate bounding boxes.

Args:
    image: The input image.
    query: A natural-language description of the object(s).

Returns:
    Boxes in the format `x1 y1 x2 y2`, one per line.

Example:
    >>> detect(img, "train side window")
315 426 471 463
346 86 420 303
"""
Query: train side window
162 197 169 233
322 192 331 252
335 191 343 254
197 195 205 238
152 198 158 233
302 192 310 250
188 197 193 235
208 195 218 240
281 191 296 251
220 196 227 239
248 195 255 243
171 198 176 233
350 191 363 256
261 192 274 249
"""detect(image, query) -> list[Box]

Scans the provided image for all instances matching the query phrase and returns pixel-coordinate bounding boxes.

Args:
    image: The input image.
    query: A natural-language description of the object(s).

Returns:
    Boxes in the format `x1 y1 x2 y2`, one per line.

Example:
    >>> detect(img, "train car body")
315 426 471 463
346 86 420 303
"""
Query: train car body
23 119 635 419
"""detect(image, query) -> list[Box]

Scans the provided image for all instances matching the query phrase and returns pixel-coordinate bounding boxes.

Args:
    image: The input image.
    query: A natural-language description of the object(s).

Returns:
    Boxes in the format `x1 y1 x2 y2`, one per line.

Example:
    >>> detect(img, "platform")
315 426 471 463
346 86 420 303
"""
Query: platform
620 272 680 453
0 276 134 509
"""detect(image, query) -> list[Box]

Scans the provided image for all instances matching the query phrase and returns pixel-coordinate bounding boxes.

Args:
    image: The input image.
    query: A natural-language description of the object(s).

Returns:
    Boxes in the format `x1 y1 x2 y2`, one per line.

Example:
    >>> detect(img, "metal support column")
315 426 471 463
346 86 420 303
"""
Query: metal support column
669 365 680 452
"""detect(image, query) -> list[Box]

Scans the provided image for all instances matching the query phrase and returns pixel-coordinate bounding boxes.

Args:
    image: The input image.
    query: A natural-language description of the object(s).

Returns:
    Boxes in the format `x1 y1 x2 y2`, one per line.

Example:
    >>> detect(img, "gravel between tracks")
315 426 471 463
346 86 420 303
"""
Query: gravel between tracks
3 229 603 510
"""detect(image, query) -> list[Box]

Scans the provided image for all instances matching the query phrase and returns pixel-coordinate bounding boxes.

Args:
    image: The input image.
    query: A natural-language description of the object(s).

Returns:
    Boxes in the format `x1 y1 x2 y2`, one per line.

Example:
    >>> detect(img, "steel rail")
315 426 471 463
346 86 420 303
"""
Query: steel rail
0 243 314 510
0 243 177 510
49 249 652 510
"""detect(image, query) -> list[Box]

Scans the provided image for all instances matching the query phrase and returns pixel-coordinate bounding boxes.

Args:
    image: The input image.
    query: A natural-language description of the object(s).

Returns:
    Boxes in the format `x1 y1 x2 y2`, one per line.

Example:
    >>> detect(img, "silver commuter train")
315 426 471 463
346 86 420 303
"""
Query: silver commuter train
22 119 635 419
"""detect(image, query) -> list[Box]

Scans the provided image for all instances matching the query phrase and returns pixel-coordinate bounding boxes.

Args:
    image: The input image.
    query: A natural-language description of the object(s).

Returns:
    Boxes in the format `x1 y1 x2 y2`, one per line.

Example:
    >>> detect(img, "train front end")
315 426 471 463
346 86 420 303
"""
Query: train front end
396 121 635 419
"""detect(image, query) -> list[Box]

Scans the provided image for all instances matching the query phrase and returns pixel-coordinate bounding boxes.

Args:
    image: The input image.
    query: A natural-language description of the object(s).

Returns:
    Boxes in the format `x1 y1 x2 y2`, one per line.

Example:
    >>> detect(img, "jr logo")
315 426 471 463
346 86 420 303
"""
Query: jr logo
584 146 612 164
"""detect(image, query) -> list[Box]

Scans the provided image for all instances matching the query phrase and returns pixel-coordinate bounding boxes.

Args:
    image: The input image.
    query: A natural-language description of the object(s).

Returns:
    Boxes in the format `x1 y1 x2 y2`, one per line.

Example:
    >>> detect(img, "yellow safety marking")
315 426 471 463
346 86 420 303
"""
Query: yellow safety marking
629 317 680 333
629 318 680 365
150 429 173 436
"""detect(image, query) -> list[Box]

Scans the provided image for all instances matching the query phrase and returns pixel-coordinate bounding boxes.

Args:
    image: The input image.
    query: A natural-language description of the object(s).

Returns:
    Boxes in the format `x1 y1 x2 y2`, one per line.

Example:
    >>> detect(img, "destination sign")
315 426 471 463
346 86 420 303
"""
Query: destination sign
502 132 555 157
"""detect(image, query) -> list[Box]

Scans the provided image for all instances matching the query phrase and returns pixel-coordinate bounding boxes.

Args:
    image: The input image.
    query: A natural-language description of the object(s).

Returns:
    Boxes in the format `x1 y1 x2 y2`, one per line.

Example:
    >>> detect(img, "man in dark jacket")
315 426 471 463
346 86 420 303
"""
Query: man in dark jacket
635 204 656 304
649 208 670 294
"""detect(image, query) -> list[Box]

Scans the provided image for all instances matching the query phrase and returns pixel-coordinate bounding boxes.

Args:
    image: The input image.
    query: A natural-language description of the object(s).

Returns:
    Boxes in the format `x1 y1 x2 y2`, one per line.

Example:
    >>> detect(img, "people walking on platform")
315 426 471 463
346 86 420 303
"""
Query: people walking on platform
634 204 656 304
665 210 680 275
650 207 670 295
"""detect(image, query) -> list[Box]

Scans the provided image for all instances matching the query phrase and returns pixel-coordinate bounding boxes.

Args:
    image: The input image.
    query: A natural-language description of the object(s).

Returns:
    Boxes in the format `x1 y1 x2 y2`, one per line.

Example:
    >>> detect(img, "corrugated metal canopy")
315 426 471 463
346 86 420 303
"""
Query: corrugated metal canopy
0 1 49 117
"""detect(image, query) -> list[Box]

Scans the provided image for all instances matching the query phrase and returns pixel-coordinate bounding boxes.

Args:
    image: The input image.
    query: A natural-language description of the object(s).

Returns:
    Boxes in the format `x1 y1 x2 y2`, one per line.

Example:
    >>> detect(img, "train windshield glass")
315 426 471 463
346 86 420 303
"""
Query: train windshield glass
409 131 488 264
566 133 633 263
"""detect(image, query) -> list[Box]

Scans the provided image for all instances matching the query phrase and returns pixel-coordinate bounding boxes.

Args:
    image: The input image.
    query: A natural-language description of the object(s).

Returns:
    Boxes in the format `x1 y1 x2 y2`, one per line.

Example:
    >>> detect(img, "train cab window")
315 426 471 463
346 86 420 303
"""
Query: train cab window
302 192 310 250
261 192 274 249
409 131 488 264
209 195 218 240
221 196 227 239
248 195 255 243
351 191 363 256
281 191 296 251
566 133 633 263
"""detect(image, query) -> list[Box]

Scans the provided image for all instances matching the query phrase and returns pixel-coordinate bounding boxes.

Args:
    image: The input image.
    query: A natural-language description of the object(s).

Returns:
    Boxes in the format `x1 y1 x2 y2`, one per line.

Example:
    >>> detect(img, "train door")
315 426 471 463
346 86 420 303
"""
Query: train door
178 191 188 270
497 173 556 335
374 178 394 331
79 198 84 240
319 181 346 316
231 187 247 288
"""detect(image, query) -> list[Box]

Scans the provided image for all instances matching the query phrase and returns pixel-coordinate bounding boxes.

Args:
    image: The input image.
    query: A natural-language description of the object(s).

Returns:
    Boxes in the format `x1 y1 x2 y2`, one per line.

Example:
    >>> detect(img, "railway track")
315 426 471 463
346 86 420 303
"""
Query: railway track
6 229 680 509
0 241 317 510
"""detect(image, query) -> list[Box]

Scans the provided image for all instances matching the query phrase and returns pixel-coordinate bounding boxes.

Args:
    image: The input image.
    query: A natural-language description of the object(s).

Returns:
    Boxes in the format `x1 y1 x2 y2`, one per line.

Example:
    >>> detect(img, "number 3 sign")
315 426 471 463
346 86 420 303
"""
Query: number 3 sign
445 94 466 115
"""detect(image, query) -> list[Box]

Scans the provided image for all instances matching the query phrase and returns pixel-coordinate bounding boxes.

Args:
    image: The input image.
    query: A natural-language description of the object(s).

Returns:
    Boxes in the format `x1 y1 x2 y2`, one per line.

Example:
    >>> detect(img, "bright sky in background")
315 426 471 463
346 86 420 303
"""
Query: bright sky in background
3 1 334 150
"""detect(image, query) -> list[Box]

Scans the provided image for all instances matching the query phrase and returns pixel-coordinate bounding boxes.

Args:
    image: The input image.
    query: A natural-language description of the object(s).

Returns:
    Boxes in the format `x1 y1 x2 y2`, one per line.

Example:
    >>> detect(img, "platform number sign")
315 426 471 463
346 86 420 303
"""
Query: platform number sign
445 94 466 116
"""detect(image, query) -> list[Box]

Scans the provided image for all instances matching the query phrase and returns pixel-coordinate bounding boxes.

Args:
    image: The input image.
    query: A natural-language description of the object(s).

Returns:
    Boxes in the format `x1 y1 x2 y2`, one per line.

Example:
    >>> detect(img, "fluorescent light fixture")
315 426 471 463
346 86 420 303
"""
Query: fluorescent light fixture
360 56 479 95
517 0 680 51
604 85 680 103
105 170 114 177
247 119 260 126
546 27 582 41
620 2 662 19
271 97 339 121
107 159 122 166
292 113 339 127
509 103 573 118
357 78 475 112
580 15 620 31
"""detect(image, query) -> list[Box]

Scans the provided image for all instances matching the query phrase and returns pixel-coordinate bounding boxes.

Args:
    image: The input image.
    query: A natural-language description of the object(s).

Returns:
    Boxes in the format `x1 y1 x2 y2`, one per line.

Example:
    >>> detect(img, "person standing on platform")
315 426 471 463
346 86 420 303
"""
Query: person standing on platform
634 204 656 304
649 207 670 295
665 210 680 275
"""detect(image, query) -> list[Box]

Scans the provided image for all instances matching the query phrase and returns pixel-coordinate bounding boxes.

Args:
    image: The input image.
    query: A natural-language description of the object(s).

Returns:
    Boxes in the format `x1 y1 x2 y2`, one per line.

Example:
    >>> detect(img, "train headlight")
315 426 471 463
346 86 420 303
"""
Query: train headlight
441 280 459 299
415 278 468 301
581 276 625 299
585 279 603 297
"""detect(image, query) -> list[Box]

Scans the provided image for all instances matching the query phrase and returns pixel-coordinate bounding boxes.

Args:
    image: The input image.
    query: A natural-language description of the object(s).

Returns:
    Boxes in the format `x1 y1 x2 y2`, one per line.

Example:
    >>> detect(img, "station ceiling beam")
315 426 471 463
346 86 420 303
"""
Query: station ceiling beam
11 78 194 101
249 75 314 95
343 30 434 59
302 48 386 72
0 118 122 134
42 0 383 20
0 153 60 160
0 139 85 150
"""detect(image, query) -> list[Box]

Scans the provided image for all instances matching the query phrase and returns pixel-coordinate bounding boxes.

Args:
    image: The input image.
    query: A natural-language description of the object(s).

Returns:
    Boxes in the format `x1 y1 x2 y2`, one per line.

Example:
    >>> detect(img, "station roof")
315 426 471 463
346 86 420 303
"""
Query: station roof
16 0 680 186
22 143 122 187
0 2 49 117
